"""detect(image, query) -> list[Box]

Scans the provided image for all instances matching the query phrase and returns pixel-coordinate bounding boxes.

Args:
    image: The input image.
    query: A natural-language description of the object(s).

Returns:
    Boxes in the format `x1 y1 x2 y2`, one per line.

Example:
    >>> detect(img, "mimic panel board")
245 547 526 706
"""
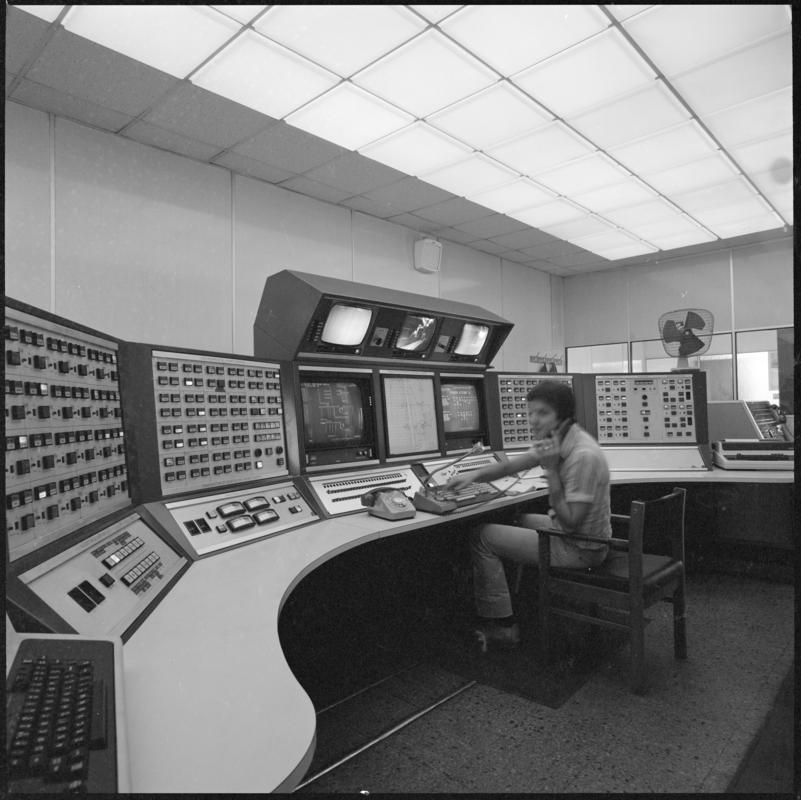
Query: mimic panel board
489 373 574 449
142 479 319 558
119 345 289 502
594 373 700 444
303 465 424 517
16 511 187 639
5 304 130 563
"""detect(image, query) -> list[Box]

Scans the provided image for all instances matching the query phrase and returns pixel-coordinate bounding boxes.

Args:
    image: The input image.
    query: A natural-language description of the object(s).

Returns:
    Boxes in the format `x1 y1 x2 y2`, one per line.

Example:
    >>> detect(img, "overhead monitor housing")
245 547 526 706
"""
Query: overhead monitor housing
253 270 513 369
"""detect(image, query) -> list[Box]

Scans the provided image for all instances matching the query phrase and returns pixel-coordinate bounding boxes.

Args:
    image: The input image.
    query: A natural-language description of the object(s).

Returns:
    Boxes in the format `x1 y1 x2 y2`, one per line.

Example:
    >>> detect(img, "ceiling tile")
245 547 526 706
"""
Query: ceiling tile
542 215 615 241
302 152 408 196
702 87 792 150
362 177 454 214
10 77 135 133
352 29 496 118
6 5 53 75
441 5 609 76
535 152 631 196
431 226 481 245
422 153 517 197
143 83 277 149
409 6 463 24
210 5 267 25
469 239 510 256
671 177 760 216
25 29 178 116
519 241 580 259
490 228 560 251
644 153 740 196
546 250 609 268
453 214 528 240
122 120 222 161
468 178 556 215
212 151 297 184
339 195 399 219
604 5 652 23
278 175 354 204
385 213 444 233
571 178 658 213
412 197 495 227
500 250 536 264
729 131 792 178
233 121 348 173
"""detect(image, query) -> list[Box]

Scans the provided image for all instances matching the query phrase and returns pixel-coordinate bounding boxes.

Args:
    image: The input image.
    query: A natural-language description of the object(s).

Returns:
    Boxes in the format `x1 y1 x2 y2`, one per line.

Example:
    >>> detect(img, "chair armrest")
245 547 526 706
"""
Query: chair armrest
610 513 630 522
536 527 612 547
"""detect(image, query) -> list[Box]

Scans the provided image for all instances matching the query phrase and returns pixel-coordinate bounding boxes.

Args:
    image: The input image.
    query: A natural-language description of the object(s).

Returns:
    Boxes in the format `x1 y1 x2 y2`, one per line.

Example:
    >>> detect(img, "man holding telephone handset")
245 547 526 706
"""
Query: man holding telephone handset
443 381 611 650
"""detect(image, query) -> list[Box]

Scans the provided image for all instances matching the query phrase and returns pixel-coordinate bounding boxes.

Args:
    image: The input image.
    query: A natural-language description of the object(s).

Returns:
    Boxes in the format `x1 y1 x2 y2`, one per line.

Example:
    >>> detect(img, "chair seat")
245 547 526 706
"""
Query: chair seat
550 553 683 592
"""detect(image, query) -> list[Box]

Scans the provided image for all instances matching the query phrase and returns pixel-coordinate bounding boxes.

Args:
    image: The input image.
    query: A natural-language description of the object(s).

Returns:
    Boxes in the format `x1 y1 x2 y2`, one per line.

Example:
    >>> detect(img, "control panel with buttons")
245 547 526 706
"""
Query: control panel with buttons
119 344 291 502
5 303 131 563
16 512 188 639
145 479 319 557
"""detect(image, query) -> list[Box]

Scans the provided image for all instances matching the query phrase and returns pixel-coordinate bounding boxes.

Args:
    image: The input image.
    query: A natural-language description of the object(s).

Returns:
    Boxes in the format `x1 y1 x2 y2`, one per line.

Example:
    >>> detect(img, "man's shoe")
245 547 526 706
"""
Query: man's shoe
473 621 520 653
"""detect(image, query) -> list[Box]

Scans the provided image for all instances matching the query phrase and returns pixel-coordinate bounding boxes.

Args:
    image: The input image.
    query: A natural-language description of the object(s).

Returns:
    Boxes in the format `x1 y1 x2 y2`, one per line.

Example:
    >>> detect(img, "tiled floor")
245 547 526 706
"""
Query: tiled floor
299 573 794 793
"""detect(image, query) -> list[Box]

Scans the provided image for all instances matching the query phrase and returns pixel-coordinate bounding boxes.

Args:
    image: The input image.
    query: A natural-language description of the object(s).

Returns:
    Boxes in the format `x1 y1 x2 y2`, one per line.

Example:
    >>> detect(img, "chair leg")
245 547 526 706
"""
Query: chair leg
630 607 646 694
538 580 551 663
673 576 688 660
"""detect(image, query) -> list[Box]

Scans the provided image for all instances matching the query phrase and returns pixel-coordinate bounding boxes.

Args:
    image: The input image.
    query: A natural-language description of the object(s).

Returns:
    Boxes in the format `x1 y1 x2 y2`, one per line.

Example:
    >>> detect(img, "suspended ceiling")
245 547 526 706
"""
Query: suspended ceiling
5 4 794 276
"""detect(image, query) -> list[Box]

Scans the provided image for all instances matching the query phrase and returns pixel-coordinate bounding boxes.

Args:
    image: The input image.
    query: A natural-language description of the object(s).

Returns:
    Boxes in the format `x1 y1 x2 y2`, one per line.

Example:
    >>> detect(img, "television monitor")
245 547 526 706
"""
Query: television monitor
440 376 487 451
395 314 437 353
299 370 377 468
381 374 440 457
320 303 373 347
453 322 490 356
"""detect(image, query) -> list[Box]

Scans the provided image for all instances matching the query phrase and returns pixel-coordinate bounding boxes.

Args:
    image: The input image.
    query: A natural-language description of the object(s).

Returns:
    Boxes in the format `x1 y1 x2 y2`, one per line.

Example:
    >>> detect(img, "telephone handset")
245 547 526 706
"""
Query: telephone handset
360 486 417 521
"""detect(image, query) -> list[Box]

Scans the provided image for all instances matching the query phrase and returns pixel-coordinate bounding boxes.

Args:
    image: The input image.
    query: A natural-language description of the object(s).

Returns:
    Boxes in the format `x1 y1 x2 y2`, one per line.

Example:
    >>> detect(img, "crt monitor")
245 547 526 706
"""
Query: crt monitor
395 314 437 353
298 370 377 468
453 322 490 357
319 303 373 347
380 373 440 458
440 376 487 452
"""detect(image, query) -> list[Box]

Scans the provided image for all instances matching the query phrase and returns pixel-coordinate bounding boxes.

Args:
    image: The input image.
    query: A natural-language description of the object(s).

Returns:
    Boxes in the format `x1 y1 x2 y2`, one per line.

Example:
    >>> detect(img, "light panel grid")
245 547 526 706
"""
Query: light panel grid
421 154 518 197
467 178 557 214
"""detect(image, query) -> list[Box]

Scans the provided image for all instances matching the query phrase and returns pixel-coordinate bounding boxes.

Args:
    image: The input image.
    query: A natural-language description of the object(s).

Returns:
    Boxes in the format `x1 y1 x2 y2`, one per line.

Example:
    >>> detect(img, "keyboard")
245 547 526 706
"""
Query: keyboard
6 637 122 794
413 482 501 514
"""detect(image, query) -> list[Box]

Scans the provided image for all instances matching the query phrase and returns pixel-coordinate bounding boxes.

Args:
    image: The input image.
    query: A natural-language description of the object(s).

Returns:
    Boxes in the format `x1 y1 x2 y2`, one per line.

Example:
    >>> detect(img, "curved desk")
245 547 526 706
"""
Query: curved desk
121 469 792 792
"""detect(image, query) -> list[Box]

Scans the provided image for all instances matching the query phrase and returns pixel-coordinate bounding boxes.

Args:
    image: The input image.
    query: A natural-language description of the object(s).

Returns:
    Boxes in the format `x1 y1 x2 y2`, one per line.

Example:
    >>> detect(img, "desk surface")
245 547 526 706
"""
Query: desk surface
116 468 792 792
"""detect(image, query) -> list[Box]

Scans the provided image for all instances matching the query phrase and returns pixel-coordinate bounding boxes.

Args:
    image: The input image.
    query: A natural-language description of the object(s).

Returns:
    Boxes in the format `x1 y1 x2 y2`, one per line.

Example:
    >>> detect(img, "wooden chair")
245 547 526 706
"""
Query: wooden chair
537 487 688 694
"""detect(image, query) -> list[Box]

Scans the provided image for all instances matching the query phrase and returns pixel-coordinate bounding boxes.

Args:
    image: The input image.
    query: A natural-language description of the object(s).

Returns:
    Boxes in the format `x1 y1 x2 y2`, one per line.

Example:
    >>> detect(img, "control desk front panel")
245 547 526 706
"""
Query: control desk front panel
120 345 289 502
17 512 188 639
5 305 130 563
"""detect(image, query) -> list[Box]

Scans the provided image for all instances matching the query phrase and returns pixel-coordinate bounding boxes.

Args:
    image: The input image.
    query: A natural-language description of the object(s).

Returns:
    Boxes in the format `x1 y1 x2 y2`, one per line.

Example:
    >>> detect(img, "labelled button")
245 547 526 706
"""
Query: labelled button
253 509 279 525
216 502 245 518
227 515 255 533
243 496 270 512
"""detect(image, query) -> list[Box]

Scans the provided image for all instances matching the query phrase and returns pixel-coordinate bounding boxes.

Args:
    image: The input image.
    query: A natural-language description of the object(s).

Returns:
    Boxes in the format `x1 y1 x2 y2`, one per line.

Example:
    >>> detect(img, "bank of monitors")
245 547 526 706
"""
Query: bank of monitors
365 310 440 360
440 375 488 452
5 300 130 565
118 344 289 503
380 372 439 459
296 367 378 469
315 301 374 351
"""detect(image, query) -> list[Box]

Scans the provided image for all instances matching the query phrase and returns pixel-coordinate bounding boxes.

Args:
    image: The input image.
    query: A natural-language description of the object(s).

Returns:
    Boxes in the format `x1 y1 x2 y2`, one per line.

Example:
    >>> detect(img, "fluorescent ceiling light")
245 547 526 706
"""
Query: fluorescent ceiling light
512 28 655 119
426 83 552 150
191 30 339 118
703 87 792 150
624 214 711 241
441 5 608 76
646 230 717 250
352 29 496 118
623 4 791 78
604 5 653 23
409 5 463 24
609 121 718 176
705 212 785 239
541 215 615 240
729 131 792 177
571 178 657 212
671 177 759 215
509 199 585 229
254 5 426 78
486 122 594 176
467 178 556 214
671 32 792 117
692 196 778 228
644 154 741 196
359 122 472 176
567 80 690 150
210 5 267 25
16 5 64 22
422 154 518 197
285 83 414 152
62 5 241 79
570 229 657 259
603 198 682 228
535 152 630 196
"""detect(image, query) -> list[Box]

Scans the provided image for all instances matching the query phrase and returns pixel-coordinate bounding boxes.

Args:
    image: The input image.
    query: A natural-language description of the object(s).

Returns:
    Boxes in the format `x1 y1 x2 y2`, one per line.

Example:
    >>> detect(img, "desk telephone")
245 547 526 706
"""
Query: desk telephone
360 486 417 520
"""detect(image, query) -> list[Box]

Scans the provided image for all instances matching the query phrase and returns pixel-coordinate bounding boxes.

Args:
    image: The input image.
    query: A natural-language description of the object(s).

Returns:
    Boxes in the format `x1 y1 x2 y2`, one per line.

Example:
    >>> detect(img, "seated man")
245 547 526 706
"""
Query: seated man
444 380 611 650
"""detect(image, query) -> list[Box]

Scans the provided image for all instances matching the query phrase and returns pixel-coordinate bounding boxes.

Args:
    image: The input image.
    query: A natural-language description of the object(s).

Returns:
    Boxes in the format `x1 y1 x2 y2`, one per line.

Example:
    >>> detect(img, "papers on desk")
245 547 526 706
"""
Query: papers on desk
492 466 548 495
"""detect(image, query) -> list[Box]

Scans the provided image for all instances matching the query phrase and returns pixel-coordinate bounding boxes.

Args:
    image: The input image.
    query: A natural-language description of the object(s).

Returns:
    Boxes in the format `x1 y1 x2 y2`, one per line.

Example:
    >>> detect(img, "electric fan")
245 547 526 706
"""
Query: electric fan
657 308 714 369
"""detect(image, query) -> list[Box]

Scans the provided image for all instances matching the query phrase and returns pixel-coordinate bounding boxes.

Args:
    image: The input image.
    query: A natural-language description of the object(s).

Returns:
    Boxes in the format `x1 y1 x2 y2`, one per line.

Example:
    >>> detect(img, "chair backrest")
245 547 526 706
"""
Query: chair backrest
628 487 686 565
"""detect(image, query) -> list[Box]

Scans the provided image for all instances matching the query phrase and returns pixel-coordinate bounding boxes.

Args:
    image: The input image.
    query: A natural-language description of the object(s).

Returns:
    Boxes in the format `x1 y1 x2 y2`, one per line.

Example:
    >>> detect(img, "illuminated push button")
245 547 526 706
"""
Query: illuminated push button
243 496 270 512
216 501 245 518
227 515 255 533
253 508 279 525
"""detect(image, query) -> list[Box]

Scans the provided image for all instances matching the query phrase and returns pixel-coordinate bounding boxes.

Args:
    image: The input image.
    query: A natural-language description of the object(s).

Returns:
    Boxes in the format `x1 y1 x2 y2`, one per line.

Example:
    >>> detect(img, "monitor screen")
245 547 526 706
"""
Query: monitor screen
395 314 437 352
320 304 373 346
441 381 482 434
453 323 489 356
382 375 439 456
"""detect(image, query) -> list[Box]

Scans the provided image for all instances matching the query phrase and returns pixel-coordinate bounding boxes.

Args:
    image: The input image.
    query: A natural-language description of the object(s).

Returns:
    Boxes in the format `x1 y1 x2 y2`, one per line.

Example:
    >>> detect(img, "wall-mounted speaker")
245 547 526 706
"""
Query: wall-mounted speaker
413 238 442 273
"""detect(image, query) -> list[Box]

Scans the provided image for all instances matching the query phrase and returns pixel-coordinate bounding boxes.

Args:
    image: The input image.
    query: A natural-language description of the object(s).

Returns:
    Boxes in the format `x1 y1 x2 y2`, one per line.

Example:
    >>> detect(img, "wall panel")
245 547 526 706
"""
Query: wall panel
732 237 793 329
563 270 629 346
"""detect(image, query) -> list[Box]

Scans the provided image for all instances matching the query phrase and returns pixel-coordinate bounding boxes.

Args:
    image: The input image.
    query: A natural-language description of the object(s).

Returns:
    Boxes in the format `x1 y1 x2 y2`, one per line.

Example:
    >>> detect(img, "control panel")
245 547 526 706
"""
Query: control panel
142 479 319 558
15 512 188 639
119 345 289 502
488 373 574 449
5 303 130 563
594 373 699 443
303 466 424 518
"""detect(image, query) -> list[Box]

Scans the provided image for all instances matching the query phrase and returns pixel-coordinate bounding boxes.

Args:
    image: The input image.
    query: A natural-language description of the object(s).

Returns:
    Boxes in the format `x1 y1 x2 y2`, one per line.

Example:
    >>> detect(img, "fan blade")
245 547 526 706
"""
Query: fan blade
678 332 706 356
662 319 682 344
684 310 706 330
